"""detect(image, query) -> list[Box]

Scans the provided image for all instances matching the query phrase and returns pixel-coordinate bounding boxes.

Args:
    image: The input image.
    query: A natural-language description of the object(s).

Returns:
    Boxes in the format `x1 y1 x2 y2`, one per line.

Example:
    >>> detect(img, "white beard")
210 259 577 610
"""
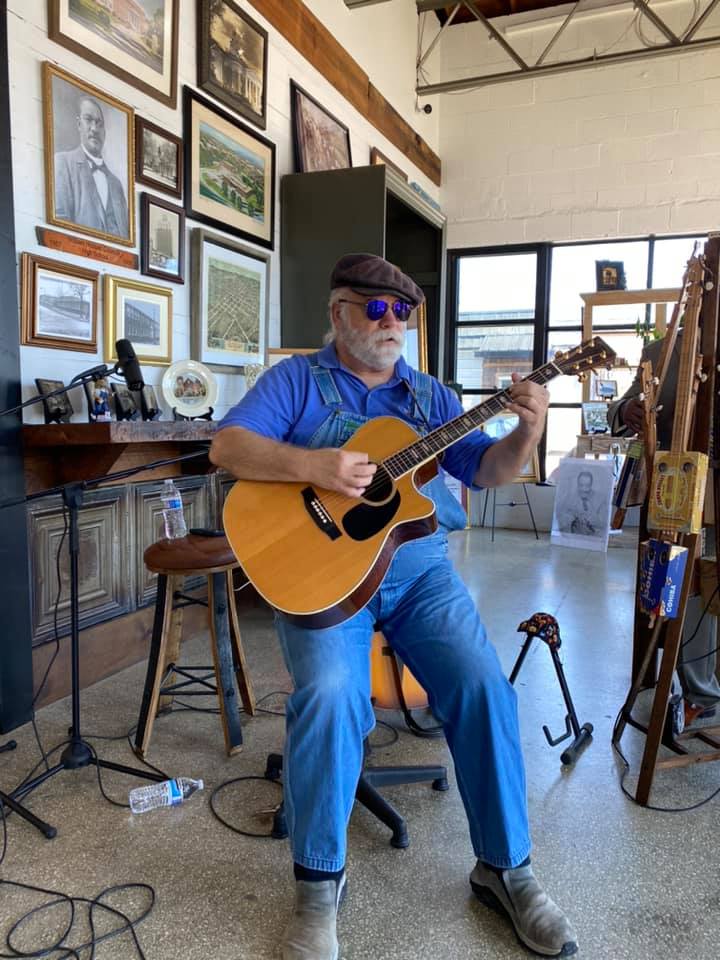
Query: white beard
336 314 405 371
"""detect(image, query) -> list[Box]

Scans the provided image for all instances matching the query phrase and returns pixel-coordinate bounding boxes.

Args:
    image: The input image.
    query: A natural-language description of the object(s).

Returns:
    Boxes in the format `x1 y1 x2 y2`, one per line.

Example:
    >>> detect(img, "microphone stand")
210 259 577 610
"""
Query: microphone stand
1 447 211 836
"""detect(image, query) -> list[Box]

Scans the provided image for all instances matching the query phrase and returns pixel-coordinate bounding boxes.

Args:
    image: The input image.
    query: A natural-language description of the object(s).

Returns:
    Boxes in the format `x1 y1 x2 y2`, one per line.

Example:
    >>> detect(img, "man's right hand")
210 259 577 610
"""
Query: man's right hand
621 398 645 436
307 448 377 498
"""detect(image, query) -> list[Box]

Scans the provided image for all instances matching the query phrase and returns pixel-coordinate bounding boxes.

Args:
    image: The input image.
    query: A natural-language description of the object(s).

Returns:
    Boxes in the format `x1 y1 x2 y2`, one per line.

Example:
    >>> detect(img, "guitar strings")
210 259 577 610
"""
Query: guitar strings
313 365 562 514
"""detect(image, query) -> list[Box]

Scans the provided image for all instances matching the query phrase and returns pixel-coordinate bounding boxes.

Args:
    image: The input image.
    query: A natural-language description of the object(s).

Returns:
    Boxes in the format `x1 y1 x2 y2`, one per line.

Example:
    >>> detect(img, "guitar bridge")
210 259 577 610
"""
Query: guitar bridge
301 487 341 540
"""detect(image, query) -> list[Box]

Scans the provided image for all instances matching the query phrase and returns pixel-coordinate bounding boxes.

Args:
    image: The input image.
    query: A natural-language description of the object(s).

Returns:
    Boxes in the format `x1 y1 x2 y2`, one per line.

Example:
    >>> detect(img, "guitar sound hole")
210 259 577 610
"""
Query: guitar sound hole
364 464 393 503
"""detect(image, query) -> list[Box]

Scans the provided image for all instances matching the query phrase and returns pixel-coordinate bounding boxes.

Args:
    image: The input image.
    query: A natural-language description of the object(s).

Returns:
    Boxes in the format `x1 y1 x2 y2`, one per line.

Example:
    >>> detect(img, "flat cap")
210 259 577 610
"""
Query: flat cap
330 253 424 308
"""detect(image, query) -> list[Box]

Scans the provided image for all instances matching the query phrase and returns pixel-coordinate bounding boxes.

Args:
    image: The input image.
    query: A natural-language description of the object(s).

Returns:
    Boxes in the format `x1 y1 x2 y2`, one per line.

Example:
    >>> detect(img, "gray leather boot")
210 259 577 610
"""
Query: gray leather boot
281 875 346 960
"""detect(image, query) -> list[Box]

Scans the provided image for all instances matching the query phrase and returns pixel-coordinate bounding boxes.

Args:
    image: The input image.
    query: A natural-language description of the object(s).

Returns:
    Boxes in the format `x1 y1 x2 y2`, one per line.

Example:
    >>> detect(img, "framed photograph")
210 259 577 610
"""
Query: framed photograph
592 377 618 401
111 382 138 421
290 81 352 174
595 260 626 291
197 0 268 129
104 275 172 366
402 302 428 373
47 0 179 109
184 86 275 250
43 62 135 247
551 458 614 553
141 193 185 284
35 378 74 424
482 412 540 483
139 384 161 421
135 117 182 198
192 227 269 370
370 146 408 182
21 252 98 353
83 377 113 422
582 401 610 434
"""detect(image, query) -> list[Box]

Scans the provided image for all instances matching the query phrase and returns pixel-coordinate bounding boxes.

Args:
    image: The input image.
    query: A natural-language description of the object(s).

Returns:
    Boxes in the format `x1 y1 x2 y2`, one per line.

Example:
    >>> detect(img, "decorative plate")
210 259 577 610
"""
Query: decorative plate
161 359 218 418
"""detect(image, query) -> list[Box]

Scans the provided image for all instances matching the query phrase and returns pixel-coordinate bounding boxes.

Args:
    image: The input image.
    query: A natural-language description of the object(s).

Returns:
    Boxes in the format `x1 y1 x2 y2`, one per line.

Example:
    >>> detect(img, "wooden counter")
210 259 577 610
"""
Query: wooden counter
23 420 218 494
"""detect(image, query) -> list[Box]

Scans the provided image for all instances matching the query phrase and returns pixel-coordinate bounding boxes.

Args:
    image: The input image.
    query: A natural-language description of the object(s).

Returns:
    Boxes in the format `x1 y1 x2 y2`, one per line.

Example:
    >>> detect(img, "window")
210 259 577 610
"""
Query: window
447 234 706 479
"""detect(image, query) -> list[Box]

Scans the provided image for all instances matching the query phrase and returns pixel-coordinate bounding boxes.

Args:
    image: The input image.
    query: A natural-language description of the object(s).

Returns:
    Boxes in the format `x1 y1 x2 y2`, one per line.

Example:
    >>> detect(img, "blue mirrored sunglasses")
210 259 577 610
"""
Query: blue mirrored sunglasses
338 297 413 322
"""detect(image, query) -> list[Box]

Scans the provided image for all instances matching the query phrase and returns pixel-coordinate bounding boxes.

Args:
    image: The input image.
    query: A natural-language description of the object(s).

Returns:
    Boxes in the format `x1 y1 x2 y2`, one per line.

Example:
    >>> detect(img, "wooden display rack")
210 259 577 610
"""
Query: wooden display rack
612 237 720 805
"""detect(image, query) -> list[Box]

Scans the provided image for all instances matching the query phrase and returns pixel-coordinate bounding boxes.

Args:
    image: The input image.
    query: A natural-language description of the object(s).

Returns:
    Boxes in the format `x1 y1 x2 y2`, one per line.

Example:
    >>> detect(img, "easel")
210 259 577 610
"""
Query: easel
613 238 720 804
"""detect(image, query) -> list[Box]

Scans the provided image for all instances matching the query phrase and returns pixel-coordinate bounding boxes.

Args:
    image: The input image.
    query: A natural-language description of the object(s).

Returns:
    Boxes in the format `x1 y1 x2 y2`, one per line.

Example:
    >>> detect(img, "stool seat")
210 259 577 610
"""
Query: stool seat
144 533 237 573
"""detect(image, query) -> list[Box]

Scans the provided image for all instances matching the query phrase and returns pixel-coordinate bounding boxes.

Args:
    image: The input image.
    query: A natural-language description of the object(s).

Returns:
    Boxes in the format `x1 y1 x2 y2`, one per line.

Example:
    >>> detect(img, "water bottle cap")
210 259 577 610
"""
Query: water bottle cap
197 779 204 790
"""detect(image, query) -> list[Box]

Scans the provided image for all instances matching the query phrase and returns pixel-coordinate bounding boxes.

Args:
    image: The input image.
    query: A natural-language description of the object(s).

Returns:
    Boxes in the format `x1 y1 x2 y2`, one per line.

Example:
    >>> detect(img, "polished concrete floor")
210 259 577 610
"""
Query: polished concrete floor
2 528 720 959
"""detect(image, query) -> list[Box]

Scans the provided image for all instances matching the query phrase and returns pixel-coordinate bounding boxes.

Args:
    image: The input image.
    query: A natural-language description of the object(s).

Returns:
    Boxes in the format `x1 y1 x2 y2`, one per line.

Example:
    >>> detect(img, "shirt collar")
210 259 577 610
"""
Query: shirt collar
317 342 411 384
81 146 104 168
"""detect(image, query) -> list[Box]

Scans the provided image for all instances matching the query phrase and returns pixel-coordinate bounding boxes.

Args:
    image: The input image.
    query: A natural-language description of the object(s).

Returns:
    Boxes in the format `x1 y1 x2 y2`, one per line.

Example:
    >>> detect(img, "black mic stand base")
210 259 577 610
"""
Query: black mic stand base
1 739 57 839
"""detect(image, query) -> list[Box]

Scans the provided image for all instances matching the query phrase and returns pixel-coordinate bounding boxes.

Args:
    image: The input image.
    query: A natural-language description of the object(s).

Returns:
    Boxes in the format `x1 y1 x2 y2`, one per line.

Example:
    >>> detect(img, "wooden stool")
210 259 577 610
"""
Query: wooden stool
134 533 256 760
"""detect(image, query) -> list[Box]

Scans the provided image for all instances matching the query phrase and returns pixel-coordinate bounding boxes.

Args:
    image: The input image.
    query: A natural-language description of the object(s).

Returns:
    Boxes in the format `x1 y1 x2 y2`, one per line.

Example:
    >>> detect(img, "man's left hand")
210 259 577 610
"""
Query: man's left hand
506 372 549 441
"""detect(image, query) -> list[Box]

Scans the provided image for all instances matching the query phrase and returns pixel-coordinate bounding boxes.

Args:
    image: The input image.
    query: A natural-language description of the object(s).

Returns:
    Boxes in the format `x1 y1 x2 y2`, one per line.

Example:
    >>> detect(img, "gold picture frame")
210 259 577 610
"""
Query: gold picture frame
21 252 98 353
104 276 172 367
482 412 540 483
43 62 135 247
402 301 429 373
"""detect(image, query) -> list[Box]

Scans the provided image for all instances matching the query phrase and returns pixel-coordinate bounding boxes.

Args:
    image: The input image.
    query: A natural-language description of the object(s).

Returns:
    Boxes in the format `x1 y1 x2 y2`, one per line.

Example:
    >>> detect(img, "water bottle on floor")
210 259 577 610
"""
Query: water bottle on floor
161 478 187 539
129 777 203 814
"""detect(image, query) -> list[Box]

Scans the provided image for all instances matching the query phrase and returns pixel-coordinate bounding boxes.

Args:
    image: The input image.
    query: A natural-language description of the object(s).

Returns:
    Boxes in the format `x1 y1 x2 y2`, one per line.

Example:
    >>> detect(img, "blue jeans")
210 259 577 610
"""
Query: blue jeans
275 533 531 872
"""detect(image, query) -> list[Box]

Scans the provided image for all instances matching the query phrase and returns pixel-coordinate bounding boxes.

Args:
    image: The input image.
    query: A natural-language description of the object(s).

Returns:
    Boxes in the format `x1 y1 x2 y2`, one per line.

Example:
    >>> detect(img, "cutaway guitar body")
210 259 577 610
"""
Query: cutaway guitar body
223 417 438 628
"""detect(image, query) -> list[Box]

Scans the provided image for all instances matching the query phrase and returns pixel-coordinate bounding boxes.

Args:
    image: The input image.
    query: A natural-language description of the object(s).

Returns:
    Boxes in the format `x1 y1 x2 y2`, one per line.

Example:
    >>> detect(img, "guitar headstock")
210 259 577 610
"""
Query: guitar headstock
552 337 616 380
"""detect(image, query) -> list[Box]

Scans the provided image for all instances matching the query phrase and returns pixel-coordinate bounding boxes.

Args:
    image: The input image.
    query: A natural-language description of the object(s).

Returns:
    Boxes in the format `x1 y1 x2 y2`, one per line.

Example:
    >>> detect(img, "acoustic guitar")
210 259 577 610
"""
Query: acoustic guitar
223 337 615 628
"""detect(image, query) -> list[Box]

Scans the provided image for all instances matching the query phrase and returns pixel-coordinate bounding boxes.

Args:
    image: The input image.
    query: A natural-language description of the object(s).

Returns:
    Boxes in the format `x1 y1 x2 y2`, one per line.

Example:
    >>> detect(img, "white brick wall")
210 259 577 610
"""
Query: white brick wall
438 1 720 246
8 0 440 421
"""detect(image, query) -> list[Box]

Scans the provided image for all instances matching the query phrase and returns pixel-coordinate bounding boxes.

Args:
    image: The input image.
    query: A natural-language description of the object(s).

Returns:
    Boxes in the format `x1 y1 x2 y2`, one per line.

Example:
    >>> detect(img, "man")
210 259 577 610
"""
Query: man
558 469 608 537
210 254 577 959
54 96 129 240
608 334 720 725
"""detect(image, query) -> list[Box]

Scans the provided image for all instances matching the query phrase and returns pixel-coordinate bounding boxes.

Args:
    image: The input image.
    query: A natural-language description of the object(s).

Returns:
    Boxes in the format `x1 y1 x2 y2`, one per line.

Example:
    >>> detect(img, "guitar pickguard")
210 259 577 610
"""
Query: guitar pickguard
342 491 402 541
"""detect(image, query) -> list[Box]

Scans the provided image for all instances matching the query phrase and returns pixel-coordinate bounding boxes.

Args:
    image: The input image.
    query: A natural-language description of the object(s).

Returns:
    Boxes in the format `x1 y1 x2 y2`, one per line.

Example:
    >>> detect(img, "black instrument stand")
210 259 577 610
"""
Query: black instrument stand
1 449 210 834
510 612 593 766
1 739 56 838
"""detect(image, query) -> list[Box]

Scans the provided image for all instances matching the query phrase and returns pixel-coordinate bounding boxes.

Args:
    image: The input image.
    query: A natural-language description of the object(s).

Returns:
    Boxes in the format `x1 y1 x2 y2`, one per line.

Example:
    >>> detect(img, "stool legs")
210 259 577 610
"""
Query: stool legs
226 571 256 717
134 573 178 760
208 572 244 756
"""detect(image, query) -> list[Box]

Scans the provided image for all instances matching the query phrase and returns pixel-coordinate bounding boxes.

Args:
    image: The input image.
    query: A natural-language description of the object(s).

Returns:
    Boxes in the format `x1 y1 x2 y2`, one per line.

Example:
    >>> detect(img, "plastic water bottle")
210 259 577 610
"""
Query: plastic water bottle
128 777 203 814
161 479 187 539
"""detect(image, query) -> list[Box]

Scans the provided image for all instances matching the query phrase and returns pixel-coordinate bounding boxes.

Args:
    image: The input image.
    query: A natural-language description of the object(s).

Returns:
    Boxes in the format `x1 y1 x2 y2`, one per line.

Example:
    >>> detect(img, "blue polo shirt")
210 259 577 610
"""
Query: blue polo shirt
218 344 495 489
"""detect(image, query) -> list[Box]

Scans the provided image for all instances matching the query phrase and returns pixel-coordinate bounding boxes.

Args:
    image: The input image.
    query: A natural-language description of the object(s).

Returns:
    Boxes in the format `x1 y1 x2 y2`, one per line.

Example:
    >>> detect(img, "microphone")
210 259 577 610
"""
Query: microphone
115 339 145 391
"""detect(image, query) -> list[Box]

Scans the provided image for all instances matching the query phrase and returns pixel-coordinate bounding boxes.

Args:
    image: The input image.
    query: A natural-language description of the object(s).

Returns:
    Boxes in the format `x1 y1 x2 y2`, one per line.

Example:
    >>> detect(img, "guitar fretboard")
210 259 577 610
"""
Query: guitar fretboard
384 361 563 480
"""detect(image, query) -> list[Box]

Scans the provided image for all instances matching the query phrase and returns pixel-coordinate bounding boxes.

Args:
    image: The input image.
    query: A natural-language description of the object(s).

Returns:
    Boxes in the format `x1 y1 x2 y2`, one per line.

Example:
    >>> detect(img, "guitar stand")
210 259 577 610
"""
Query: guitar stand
509 613 594 766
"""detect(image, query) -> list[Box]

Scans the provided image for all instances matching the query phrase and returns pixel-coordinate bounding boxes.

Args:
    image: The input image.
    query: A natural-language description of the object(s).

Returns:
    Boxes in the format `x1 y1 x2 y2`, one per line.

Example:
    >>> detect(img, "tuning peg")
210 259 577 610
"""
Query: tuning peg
577 372 588 382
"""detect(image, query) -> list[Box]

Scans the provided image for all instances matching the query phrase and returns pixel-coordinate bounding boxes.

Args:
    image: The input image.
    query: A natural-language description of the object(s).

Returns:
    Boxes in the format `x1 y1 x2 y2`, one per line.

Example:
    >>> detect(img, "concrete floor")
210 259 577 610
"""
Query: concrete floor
1 528 720 959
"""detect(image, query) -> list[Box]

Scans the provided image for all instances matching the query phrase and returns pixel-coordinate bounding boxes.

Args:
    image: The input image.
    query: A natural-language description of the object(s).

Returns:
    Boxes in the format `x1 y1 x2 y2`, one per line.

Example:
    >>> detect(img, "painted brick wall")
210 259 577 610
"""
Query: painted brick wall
8 0 439 421
437 1 720 247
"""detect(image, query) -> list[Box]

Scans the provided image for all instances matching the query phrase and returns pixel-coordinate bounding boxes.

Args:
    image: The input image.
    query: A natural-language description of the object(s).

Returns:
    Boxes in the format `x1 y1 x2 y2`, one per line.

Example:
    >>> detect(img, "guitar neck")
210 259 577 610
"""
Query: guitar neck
383 361 563 480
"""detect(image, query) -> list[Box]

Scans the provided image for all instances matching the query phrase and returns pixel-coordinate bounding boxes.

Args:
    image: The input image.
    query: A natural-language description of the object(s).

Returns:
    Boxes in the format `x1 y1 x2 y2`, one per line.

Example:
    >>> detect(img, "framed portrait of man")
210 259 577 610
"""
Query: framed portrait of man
551 457 614 553
197 0 268 129
47 0 179 109
43 62 135 247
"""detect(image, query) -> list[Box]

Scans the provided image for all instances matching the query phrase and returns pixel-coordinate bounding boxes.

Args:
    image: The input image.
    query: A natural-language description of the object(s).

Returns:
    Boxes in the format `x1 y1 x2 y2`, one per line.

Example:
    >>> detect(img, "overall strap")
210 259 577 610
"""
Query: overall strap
413 370 434 422
308 355 343 407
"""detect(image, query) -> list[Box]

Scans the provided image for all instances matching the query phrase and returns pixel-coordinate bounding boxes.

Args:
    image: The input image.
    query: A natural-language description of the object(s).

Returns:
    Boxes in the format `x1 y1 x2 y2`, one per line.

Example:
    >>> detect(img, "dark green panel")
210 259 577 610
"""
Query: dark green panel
281 167 386 348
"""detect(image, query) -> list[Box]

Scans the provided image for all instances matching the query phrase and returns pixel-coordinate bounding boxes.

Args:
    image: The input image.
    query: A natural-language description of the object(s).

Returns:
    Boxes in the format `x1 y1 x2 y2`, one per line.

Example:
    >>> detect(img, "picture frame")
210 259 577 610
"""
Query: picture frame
104 275 172 367
582 401 610 434
482 412 540 483
184 86 276 250
370 146 408 182
111 382 139 421
402 302 428 373
290 80 352 174
197 0 268 130
21 252 98 353
140 193 185 284
43 62 135 247
135 116 183 199
191 227 269 371
47 0 179 109
595 259 626 291
35 377 74 424
83 377 113 423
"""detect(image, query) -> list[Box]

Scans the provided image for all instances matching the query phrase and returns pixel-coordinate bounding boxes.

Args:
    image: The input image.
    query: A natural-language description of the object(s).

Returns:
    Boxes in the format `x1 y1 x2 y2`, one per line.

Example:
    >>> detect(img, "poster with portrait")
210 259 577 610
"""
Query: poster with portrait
551 458 614 553
43 62 135 246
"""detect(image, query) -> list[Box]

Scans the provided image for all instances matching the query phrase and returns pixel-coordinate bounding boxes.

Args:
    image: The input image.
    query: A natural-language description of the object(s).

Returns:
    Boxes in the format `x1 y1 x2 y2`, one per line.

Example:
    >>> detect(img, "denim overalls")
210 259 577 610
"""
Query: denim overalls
274 360 531 872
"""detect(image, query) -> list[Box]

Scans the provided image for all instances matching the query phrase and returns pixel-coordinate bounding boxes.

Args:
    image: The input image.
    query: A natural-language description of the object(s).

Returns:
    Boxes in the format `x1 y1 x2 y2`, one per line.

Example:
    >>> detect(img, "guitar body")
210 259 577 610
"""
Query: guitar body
223 417 439 628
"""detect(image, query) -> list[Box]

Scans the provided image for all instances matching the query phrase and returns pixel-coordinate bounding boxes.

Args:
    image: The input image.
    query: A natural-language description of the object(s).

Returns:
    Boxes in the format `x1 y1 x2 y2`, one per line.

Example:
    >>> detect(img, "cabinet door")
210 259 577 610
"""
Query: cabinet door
281 166 386 348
